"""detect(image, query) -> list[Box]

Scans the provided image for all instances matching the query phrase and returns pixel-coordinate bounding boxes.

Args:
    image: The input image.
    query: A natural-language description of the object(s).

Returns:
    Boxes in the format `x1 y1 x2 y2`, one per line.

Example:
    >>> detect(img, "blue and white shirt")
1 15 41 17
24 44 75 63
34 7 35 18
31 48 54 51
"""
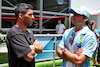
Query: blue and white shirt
59 25 97 67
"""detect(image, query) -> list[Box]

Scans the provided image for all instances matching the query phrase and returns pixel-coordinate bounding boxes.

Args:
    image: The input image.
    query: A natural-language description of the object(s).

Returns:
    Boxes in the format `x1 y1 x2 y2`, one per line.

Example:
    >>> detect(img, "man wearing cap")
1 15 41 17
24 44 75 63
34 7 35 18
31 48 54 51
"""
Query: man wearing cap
57 6 97 67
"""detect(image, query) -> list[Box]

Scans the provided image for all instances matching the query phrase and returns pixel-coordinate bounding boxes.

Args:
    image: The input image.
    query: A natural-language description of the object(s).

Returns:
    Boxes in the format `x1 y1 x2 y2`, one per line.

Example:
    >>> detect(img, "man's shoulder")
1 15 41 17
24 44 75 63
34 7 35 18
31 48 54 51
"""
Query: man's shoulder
7 25 23 38
65 27 73 33
63 27 74 36
60 23 65 26
8 25 16 33
85 29 96 38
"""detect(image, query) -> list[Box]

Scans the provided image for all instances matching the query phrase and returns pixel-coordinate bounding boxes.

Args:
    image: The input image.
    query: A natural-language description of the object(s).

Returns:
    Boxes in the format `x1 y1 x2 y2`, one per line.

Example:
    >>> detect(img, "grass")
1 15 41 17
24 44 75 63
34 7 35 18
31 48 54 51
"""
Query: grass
35 59 62 67
0 59 62 67
0 53 8 64
1 66 8 67
0 58 100 67
0 52 100 67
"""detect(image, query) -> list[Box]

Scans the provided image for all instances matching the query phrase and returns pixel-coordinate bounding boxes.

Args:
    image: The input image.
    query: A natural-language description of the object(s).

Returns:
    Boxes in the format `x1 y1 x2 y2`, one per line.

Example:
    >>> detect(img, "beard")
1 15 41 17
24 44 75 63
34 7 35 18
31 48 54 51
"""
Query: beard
28 20 33 26
24 17 33 26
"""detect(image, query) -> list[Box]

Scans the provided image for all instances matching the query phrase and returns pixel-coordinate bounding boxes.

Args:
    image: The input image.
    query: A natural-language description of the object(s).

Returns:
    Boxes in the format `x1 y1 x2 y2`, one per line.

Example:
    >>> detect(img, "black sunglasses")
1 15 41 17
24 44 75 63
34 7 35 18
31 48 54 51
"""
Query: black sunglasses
25 31 31 41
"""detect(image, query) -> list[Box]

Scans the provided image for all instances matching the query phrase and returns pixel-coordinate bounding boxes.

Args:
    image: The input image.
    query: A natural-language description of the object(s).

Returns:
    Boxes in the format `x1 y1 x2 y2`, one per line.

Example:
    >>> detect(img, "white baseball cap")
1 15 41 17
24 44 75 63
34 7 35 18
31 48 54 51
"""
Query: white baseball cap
68 6 90 20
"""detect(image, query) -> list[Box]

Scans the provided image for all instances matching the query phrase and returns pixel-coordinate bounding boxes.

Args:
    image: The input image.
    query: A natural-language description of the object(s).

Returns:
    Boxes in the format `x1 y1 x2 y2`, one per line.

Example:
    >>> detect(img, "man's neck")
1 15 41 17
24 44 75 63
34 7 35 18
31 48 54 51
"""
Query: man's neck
16 21 27 32
58 23 61 25
75 24 85 32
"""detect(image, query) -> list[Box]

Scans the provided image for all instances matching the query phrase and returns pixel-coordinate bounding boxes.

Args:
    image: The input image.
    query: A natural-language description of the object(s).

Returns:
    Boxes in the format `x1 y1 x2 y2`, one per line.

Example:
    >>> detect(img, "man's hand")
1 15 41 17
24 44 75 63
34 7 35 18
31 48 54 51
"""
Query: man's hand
33 39 43 54
93 30 96 34
23 39 42 62
33 40 40 47
75 48 83 56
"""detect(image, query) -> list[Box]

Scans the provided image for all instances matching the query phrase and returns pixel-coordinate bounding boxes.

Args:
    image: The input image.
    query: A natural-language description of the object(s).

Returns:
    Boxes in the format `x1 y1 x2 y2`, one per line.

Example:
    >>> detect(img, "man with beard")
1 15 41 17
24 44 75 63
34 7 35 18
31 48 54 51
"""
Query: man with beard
6 3 42 67
57 6 97 67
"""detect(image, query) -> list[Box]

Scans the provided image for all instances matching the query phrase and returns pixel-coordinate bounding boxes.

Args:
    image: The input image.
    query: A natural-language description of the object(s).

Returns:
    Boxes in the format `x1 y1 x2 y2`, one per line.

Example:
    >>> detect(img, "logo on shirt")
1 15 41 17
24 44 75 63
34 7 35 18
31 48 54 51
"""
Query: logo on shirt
77 34 85 48
79 36 83 42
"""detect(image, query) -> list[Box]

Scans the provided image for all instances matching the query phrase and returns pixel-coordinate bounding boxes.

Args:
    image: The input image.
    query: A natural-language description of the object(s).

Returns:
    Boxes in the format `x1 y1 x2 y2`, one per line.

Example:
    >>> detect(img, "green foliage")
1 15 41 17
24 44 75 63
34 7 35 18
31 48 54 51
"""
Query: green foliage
0 29 6 34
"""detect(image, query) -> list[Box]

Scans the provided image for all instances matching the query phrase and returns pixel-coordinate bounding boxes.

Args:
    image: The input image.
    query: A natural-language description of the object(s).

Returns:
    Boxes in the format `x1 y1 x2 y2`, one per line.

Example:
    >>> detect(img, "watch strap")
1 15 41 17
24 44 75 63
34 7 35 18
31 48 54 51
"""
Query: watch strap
62 48 67 54
34 45 37 53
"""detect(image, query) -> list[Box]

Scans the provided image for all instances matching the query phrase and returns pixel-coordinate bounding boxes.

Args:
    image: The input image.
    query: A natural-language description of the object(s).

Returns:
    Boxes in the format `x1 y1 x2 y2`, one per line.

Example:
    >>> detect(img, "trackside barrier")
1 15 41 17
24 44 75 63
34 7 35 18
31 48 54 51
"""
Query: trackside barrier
0 34 63 67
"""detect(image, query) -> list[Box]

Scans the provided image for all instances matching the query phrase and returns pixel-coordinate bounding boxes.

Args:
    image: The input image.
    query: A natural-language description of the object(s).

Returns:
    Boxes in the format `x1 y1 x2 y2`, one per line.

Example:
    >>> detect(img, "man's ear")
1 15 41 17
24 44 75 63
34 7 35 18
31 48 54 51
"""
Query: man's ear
84 17 88 22
18 13 23 19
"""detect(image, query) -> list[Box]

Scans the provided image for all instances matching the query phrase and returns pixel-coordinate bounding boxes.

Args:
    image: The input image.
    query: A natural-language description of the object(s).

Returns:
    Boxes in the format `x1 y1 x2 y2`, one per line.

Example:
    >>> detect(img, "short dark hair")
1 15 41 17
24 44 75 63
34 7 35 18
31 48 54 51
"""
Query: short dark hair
83 15 86 19
14 3 33 18
86 20 90 26
83 15 89 26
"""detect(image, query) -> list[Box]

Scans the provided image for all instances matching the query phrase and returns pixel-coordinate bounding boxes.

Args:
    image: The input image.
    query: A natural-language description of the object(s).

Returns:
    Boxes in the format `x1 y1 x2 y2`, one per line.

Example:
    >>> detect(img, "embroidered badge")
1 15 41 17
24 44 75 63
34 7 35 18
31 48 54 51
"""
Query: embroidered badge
79 36 83 42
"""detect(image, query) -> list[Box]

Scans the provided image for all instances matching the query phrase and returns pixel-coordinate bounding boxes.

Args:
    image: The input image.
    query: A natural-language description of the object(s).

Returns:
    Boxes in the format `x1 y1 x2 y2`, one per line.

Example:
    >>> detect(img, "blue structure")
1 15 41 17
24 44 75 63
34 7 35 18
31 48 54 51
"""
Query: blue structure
35 37 61 60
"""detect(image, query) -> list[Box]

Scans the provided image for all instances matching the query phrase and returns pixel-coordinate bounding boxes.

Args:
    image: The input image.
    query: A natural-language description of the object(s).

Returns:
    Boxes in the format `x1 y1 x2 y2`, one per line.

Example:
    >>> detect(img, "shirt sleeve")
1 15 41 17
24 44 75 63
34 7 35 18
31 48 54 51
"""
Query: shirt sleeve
58 30 68 48
81 35 97 58
58 28 72 48
55 25 58 31
58 35 65 48
9 34 32 58
62 24 66 29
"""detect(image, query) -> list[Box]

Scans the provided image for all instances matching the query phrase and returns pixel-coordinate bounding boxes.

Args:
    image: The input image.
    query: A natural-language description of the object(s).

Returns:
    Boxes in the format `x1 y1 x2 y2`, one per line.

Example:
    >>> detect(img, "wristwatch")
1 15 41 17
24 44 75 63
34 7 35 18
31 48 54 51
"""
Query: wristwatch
62 48 67 54
34 45 37 53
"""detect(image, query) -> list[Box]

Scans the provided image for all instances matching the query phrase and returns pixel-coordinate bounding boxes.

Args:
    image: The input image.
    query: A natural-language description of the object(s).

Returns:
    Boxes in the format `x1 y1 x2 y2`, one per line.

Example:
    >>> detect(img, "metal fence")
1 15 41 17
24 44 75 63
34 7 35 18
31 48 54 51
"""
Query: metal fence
0 34 63 67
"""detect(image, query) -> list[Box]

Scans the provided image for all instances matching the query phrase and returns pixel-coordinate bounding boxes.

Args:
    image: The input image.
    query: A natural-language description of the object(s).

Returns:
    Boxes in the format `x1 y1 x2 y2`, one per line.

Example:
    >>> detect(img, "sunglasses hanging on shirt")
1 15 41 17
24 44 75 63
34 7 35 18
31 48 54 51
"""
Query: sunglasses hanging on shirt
24 31 31 41
69 31 75 45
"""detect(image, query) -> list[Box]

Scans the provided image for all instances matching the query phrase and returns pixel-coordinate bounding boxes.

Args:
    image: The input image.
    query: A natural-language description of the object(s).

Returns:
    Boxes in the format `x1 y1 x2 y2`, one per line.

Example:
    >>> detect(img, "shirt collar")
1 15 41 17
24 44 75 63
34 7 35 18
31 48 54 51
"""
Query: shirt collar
80 25 89 35
73 25 89 35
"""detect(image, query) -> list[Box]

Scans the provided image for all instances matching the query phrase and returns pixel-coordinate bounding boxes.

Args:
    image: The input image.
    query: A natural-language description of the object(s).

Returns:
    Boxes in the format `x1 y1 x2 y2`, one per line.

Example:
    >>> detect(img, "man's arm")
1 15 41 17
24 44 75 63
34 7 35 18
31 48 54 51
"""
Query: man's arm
23 40 43 62
94 30 100 38
63 48 88 66
23 45 35 62
33 40 43 54
57 47 70 61
57 46 88 66
62 24 66 34
62 28 66 34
